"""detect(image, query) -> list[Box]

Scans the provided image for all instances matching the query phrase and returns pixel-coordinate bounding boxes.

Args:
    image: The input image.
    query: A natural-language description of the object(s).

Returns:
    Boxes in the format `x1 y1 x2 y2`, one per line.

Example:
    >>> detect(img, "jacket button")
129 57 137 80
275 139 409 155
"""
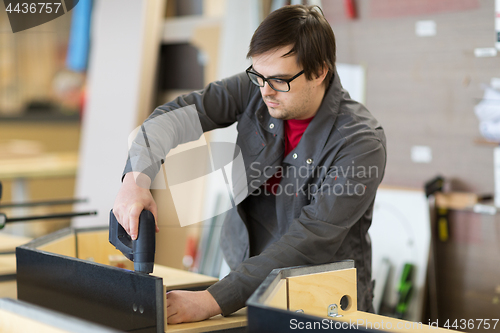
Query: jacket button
292 153 298 159
306 158 313 165
269 123 275 129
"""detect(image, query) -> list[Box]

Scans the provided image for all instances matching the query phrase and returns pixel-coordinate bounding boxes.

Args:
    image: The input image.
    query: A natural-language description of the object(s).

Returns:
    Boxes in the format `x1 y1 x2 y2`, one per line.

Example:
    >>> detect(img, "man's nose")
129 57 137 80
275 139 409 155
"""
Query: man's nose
260 82 276 96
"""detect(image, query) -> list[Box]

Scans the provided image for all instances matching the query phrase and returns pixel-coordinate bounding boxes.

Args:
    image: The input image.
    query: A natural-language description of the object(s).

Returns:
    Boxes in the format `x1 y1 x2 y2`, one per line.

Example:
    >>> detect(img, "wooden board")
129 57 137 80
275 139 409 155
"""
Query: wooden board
12 227 224 333
336 311 458 333
0 233 31 276
0 233 31 252
135 0 166 122
37 234 76 258
0 255 16 276
32 229 217 290
166 308 247 333
434 192 478 210
76 230 123 265
0 308 68 333
0 152 78 180
192 23 221 85
153 265 218 291
0 281 17 299
263 279 287 310
287 268 357 317
159 268 239 333
259 265 462 333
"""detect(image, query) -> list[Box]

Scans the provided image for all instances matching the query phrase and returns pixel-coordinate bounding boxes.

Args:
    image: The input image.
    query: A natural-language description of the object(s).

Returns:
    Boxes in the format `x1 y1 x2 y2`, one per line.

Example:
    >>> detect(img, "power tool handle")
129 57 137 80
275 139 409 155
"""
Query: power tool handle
133 210 156 273
109 210 134 260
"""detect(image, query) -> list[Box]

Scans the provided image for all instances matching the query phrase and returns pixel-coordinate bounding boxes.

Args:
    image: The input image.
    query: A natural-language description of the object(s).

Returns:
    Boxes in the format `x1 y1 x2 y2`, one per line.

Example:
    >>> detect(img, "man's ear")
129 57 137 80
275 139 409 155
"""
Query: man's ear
315 65 329 85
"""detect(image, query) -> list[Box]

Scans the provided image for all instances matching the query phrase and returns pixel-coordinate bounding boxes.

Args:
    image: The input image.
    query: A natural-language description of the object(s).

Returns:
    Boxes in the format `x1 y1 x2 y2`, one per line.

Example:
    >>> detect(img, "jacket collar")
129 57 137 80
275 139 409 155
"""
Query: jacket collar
282 70 342 169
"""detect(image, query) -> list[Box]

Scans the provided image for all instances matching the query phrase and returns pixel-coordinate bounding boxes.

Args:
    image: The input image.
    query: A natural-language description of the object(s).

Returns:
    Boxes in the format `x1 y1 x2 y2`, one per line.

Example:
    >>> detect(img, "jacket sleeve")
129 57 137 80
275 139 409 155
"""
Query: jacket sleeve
123 72 253 181
206 134 387 316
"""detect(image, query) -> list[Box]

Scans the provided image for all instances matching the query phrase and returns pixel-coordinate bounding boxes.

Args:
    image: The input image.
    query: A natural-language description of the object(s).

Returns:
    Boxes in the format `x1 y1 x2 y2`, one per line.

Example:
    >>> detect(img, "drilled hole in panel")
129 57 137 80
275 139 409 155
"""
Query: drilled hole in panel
340 295 352 311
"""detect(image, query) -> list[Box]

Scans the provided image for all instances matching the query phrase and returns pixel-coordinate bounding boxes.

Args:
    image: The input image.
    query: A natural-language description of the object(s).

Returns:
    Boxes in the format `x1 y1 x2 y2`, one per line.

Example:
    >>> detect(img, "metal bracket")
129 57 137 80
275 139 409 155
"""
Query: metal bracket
327 304 343 318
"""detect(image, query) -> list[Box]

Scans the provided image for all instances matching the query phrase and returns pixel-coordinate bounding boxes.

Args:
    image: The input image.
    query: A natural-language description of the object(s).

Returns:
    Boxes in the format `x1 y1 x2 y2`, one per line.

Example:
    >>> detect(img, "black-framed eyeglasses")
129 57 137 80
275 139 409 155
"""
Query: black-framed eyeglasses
246 66 305 92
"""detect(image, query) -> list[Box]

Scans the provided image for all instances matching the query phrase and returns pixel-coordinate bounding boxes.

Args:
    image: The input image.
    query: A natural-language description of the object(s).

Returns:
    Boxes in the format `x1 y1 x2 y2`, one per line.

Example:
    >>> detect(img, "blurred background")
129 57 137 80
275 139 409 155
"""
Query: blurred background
0 0 499 331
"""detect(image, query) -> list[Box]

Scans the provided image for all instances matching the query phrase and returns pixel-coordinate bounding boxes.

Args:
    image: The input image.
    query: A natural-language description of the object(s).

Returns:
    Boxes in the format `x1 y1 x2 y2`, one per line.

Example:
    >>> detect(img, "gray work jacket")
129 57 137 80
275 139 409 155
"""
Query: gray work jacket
124 70 387 316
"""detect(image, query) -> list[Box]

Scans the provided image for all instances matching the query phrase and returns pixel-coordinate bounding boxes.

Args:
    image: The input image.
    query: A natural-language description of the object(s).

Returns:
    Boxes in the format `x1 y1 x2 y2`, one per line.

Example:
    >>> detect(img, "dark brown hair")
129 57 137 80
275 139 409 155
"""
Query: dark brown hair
247 5 336 86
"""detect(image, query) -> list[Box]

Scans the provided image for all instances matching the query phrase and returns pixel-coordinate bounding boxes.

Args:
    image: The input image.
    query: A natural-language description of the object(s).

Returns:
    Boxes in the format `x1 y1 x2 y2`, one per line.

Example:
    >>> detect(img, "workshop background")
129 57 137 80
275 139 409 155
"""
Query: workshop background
1 0 499 331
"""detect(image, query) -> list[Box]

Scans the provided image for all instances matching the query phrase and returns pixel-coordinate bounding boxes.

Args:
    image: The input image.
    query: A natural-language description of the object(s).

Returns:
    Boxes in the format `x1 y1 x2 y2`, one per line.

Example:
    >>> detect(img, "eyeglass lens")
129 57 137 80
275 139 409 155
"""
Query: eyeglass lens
247 72 289 92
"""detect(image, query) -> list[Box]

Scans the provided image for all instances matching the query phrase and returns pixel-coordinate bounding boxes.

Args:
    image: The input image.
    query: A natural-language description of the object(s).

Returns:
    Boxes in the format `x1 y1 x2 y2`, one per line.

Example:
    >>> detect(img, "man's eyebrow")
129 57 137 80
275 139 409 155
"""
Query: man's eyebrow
270 74 293 79
251 68 293 79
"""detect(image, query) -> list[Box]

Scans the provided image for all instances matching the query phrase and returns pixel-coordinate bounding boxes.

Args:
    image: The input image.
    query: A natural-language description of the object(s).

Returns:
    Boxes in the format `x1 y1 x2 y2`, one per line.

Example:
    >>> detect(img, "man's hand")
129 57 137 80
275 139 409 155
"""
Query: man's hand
112 172 159 240
166 290 222 324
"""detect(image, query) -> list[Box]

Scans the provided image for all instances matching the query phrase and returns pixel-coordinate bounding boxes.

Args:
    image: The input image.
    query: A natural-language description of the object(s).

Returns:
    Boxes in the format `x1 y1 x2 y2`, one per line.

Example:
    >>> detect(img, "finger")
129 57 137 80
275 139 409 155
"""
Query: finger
166 299 178 319
128 203 143 240
167 310 178 319
167 312 184 324
166 294 180 323
112 201 124 225
149 203 159 233
112 207 120 226
166 291 177 308
146 197 160 232
166 291 176 301
121 208 130 235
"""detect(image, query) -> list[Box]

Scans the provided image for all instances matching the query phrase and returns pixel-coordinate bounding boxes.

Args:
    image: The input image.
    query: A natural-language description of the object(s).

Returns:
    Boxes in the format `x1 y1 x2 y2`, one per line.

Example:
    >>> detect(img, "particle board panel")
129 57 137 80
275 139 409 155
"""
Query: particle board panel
153 265 218 291
17 227 223 332
0 298 120 333
0 281 16 299
336 311 456 333
0 122 80 154
0 152 78 180
165 308 247 333
14 224 233 333
164 285 168 331
29 228 218 290
74 229 218 290
0 255 16 276
136 0 166 123
16 246 164 332
36 233 76 258
247 263 463 333
263 279 287 310
0 233 30 277
75 229 123 265
0 122 79 238
0 233 31 252
287 268 357 317
0 308 68 333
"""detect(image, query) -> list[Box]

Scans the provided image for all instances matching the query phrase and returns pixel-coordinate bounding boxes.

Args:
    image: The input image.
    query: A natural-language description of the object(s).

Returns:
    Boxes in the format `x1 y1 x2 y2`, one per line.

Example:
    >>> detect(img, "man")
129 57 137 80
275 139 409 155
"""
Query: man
113 4 386 324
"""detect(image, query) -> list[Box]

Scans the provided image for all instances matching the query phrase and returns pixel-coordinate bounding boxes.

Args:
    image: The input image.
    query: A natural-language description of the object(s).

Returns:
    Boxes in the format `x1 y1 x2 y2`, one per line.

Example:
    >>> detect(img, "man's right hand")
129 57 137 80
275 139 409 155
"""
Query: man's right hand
112 172 159 240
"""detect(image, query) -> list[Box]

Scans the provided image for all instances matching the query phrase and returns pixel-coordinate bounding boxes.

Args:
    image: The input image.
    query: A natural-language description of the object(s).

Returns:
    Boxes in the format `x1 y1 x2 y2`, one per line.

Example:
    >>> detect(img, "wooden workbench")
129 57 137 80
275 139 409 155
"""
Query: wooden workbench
0 151 79 237
0 232 31 299
0 298 120 333
0 232 31 300
0 232 31 276
166 308 247 332
0 152 78 180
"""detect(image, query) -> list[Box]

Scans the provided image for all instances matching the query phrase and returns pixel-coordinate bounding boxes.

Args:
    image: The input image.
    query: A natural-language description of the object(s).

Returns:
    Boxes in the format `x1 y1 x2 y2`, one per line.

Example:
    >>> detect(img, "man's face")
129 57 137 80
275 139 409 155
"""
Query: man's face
251 45 317 120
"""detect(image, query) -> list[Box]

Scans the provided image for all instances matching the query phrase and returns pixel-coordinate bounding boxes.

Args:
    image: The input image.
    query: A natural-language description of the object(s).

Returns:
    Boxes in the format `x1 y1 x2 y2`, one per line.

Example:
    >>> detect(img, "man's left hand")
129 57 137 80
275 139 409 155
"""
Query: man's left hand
166 290 222 324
